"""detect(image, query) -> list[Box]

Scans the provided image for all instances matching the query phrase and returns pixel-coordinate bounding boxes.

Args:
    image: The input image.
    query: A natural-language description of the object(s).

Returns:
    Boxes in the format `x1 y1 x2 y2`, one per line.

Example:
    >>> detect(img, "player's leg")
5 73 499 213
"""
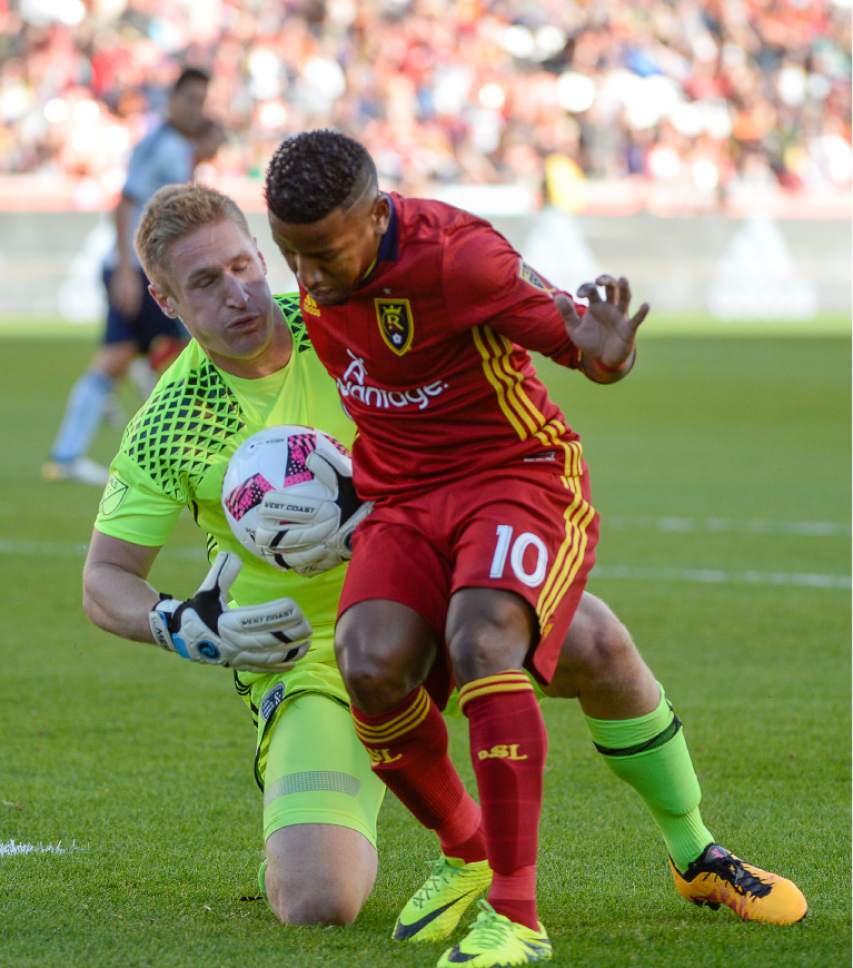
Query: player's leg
548 591 807 925
44 340 134 484
546 592 713 868
339 599 487 864
260 691 383 925
336 516 493 942
436 457 597 967
44 267 139 484
446 588 549 940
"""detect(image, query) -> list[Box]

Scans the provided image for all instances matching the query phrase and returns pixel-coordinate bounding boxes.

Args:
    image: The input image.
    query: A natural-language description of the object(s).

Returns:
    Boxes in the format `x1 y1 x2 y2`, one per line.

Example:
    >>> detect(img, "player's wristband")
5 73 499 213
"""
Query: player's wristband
594 346 636 374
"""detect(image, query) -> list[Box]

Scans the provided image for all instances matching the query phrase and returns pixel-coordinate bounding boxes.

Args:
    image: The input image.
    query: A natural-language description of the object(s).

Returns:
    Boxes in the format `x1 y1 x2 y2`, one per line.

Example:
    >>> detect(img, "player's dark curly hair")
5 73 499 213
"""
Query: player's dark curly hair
264 130 377 224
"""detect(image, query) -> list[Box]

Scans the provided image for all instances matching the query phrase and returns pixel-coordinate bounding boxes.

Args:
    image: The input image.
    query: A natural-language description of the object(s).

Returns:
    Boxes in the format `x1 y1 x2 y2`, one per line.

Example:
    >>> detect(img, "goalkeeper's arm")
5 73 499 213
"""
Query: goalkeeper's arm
83 531 311 671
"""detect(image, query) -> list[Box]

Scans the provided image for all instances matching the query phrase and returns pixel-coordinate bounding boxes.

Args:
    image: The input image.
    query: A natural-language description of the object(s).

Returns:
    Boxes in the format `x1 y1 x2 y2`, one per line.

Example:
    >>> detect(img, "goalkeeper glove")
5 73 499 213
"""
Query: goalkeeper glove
149 552 311 672
254 444 373 576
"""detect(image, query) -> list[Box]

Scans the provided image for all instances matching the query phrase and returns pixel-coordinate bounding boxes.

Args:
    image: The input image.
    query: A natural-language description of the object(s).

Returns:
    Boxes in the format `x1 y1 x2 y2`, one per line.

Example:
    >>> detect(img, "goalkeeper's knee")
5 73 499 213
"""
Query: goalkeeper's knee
264 857 365 926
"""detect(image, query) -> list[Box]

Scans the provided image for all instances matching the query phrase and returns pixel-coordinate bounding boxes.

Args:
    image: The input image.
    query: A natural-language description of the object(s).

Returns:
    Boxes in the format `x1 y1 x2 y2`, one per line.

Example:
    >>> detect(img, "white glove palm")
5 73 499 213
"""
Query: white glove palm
254 445 372 577
149 552 311 672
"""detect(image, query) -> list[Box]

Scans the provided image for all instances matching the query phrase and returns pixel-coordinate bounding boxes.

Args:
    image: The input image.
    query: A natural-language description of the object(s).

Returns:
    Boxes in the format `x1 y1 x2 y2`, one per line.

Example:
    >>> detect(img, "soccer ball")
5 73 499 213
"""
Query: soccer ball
221 425 361 571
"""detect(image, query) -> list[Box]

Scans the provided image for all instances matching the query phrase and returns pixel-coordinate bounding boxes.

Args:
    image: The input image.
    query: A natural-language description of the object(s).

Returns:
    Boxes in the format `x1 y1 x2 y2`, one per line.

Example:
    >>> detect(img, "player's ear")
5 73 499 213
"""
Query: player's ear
370 194 391 236
149 283 178 318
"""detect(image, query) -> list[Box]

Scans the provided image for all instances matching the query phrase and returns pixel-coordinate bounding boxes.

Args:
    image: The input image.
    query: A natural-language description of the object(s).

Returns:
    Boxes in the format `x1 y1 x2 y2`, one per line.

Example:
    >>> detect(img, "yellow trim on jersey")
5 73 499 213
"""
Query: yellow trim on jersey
537 487 597 629
457 672 533 713
472 326 528 440
472 327 584 481
353 687 431 743
471 324 594 624
485 328 543 433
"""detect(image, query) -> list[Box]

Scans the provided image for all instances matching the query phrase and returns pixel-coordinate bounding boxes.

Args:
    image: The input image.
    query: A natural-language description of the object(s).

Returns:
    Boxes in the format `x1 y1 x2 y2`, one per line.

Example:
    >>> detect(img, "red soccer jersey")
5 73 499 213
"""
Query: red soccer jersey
299 192 584 501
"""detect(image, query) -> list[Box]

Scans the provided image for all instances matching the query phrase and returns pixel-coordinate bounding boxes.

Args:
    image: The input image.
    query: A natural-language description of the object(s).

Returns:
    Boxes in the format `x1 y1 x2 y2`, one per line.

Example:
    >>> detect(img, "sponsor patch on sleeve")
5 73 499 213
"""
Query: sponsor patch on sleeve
518 259 555 294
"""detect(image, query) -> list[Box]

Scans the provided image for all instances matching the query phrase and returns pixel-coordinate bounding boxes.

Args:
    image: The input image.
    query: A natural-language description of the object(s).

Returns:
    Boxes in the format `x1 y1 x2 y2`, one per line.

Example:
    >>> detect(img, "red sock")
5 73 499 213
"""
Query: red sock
459 672 547 930
352 687 486 862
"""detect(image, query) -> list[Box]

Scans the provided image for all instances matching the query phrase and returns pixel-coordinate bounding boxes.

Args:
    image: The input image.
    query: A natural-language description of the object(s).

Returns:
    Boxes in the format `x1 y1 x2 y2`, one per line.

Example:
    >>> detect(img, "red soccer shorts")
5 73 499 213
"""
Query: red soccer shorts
338 444 599 705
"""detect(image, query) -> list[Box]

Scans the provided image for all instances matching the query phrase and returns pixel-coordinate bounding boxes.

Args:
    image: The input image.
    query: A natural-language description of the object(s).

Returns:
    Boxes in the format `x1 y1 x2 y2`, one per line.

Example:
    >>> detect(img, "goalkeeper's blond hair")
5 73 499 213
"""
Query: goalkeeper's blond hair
135 183 250 295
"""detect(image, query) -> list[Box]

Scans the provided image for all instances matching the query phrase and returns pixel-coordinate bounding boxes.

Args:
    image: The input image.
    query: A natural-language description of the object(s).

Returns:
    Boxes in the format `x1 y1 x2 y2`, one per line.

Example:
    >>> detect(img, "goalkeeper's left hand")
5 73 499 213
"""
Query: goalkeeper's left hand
253 444 373 577
149 552 312 670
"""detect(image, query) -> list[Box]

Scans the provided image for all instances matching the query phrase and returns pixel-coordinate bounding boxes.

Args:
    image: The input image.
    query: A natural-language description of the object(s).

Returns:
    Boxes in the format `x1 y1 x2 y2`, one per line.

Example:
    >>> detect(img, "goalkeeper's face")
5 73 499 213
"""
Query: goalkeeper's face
150 218 288 375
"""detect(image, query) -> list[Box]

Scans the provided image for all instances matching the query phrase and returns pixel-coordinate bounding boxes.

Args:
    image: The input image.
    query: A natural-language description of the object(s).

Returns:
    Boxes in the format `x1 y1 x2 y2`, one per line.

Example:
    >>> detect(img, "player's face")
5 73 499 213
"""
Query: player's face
150 219 285 375
168 79 208 136
268 194 390 306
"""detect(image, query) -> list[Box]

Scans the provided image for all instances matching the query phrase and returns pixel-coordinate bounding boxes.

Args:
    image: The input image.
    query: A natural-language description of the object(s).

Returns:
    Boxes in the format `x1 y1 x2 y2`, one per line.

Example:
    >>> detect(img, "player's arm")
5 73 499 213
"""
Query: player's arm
83 530 161 641
442 222 648 384
109 194 143 316
83 531 312 672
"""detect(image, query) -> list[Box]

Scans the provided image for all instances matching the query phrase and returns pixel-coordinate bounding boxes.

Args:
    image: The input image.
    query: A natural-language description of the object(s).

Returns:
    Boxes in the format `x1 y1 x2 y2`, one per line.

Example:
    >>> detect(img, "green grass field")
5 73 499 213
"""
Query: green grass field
1 323 849 967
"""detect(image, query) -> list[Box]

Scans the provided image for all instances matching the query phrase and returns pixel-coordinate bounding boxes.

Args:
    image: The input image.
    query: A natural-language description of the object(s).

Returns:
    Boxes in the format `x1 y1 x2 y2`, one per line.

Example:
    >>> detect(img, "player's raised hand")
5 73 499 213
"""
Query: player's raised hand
557 274 649 373
149 552 312 671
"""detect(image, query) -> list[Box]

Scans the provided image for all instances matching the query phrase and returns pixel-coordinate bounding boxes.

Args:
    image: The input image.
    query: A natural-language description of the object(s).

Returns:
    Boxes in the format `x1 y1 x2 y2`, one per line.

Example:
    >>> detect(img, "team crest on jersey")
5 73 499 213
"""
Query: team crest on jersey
99 474 129 517
375 298 414 356
302 293 321 317
518 259 555 294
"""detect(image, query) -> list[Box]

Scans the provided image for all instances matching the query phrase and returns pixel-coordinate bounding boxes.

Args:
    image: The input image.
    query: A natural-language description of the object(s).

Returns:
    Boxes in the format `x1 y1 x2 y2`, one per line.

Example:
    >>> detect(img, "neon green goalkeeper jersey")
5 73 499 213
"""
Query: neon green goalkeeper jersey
94 293 352 669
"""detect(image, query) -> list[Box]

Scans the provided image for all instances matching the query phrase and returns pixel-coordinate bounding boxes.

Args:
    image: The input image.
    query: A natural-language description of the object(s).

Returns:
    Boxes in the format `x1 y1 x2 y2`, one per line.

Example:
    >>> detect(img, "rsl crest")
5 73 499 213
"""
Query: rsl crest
375 298 414 356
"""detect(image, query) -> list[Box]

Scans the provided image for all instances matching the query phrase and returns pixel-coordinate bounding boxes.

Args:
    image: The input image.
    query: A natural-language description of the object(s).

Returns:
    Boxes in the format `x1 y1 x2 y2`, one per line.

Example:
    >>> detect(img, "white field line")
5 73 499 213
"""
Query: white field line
608 515 850 537
595 565 850 590
0 539 847 591
0 839 85 857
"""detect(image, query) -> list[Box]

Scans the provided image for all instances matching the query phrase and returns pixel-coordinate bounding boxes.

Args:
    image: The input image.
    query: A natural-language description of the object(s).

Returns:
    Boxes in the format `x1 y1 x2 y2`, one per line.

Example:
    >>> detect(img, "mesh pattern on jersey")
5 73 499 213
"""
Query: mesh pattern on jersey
120 358 245 502
275 292 311 353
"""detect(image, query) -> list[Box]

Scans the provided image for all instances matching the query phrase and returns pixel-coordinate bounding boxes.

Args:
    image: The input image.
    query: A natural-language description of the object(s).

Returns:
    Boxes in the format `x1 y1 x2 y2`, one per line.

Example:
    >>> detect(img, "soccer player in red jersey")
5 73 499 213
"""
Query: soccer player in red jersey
261 131 807 965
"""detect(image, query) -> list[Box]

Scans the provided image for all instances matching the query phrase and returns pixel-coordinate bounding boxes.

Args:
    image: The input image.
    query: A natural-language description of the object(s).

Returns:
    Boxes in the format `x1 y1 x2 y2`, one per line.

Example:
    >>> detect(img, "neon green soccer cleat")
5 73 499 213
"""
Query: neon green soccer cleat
669 843 808 925
437 900 552 967
392 856 493 943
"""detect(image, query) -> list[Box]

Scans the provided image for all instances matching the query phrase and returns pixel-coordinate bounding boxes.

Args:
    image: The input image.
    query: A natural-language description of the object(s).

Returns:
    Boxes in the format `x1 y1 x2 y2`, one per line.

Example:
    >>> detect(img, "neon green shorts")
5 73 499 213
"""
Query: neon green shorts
234 655 385 847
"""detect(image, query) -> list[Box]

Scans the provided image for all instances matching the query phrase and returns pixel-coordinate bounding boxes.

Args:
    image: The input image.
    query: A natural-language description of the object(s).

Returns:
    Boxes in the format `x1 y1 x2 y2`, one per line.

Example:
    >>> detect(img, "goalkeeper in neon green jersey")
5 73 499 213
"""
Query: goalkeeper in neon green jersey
83 183 384 925
83 181 806 941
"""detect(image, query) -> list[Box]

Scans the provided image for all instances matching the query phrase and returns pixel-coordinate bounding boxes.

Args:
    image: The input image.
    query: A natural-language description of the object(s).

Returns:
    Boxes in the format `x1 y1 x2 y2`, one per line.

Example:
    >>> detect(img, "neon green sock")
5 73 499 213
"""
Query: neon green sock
584 684 713 870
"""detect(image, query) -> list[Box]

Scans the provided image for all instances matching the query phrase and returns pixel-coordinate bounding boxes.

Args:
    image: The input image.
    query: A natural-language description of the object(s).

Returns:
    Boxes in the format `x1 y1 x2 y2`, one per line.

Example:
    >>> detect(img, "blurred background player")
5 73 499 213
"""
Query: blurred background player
43 66 224 485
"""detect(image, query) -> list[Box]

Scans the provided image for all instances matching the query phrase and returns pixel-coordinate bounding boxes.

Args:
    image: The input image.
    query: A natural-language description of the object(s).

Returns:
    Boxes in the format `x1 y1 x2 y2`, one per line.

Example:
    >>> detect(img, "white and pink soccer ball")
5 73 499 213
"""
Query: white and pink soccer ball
221 425 359 571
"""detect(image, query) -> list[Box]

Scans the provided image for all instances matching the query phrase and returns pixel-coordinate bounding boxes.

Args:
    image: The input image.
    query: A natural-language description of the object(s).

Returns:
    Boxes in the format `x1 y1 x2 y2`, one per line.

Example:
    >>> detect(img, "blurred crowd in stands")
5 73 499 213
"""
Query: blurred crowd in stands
1 0 850 209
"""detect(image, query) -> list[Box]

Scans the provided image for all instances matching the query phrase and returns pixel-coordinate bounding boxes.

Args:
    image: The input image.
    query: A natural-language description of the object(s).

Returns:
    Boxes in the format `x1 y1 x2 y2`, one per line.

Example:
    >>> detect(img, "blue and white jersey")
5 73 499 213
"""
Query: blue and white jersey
106 122 195 268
